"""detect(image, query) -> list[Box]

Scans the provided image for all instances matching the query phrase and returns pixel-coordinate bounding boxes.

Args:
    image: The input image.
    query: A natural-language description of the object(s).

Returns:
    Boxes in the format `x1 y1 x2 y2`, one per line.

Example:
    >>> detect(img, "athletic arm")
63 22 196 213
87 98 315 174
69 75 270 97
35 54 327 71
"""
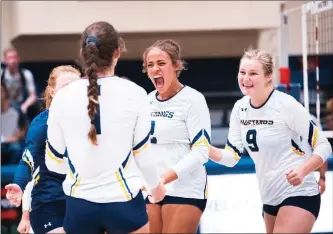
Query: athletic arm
318 161 327 180
21 70 37 112
132 88 160 190
318 161 327 194
13 119 47 191
165 94 211 183
45 101 68 174
284 97 332 177
22 181 33 212
13 158 32 192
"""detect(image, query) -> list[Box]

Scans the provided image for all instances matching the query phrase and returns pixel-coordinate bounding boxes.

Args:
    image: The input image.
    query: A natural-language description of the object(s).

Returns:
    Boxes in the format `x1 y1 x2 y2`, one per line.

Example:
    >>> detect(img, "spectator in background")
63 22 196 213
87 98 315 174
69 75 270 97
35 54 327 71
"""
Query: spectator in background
327 98 333 113
1 48 39 120
317 97 333 194
326 111 333 146
325 98 333 152
1 81 28 165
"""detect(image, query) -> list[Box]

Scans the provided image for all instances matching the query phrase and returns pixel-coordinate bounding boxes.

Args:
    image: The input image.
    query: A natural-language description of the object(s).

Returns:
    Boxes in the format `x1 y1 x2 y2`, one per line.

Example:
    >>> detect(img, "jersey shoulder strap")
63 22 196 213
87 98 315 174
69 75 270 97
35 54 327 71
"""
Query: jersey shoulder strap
18 68 27 88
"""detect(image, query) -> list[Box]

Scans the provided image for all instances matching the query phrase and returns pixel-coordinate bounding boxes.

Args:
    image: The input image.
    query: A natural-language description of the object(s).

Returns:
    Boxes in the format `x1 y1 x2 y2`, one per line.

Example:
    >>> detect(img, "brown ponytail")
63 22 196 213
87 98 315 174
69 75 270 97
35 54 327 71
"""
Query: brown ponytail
85 45 99 145
80 21 124 145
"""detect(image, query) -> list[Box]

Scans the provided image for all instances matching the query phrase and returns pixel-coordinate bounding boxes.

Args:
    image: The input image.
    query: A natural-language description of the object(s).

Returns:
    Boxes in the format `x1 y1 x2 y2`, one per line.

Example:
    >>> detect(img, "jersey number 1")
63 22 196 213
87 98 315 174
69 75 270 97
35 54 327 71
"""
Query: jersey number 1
150 120 157 144
91 85 101 135
246 129 259 152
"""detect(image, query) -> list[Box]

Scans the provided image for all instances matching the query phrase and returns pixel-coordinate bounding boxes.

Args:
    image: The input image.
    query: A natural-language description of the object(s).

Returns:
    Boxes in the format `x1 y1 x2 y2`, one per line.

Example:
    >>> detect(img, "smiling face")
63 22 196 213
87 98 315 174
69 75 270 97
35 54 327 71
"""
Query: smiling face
237 50 274 99
145 47 178 94
238 58 269 96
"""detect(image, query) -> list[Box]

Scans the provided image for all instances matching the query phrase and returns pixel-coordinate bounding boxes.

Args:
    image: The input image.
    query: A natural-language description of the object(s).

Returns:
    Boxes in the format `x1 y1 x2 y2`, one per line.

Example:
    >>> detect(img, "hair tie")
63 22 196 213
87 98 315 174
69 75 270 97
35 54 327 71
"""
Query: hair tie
89 96 99 104
85 36 99 48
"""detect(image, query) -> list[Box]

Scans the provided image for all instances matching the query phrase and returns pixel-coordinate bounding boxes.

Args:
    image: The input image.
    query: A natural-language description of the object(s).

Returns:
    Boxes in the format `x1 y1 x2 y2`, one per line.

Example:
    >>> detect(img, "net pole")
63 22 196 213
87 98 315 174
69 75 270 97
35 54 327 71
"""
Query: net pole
315 13 321 126
279 4 291 86
279 9 289 69
302 4 310 112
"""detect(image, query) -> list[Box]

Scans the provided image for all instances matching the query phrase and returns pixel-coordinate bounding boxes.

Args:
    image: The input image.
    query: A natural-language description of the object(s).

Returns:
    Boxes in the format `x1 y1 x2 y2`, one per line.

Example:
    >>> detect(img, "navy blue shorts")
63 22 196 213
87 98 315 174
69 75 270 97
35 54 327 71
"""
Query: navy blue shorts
64 191 148 234
30 200 66 234
145 195 207 213
263 194 321 219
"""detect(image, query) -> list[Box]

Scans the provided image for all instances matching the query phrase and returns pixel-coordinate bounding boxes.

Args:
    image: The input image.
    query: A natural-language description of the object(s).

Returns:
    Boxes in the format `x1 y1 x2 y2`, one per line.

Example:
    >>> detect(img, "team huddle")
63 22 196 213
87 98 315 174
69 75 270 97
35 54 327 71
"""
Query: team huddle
5 21 332 234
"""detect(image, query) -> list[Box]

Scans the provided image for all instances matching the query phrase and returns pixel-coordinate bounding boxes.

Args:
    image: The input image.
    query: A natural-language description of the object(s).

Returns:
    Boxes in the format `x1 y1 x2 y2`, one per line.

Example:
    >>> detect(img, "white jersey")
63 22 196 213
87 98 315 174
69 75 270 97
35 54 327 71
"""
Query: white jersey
22 181 33 212
301 114 322 156
46 76 159 203
227 90 332 206
148 86 211 199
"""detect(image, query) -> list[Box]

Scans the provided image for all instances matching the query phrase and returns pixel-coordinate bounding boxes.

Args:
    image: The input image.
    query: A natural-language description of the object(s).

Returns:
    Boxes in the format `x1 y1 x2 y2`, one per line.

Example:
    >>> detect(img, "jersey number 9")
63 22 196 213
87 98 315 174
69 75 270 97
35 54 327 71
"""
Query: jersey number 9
246 129 259 152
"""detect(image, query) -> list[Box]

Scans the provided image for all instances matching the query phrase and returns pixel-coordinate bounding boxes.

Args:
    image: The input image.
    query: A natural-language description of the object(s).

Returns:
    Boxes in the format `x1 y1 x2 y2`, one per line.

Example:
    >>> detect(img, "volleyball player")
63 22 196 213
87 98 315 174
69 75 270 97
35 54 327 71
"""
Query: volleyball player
45 21 165 234
5 65 81 234
209 49 332 233
142 39 211 233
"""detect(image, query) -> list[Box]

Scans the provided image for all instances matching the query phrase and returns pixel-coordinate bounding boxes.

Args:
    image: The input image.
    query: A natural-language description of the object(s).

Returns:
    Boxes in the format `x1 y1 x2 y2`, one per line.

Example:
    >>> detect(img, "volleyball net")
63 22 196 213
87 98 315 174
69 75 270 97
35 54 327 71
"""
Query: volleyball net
280 1 333 139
